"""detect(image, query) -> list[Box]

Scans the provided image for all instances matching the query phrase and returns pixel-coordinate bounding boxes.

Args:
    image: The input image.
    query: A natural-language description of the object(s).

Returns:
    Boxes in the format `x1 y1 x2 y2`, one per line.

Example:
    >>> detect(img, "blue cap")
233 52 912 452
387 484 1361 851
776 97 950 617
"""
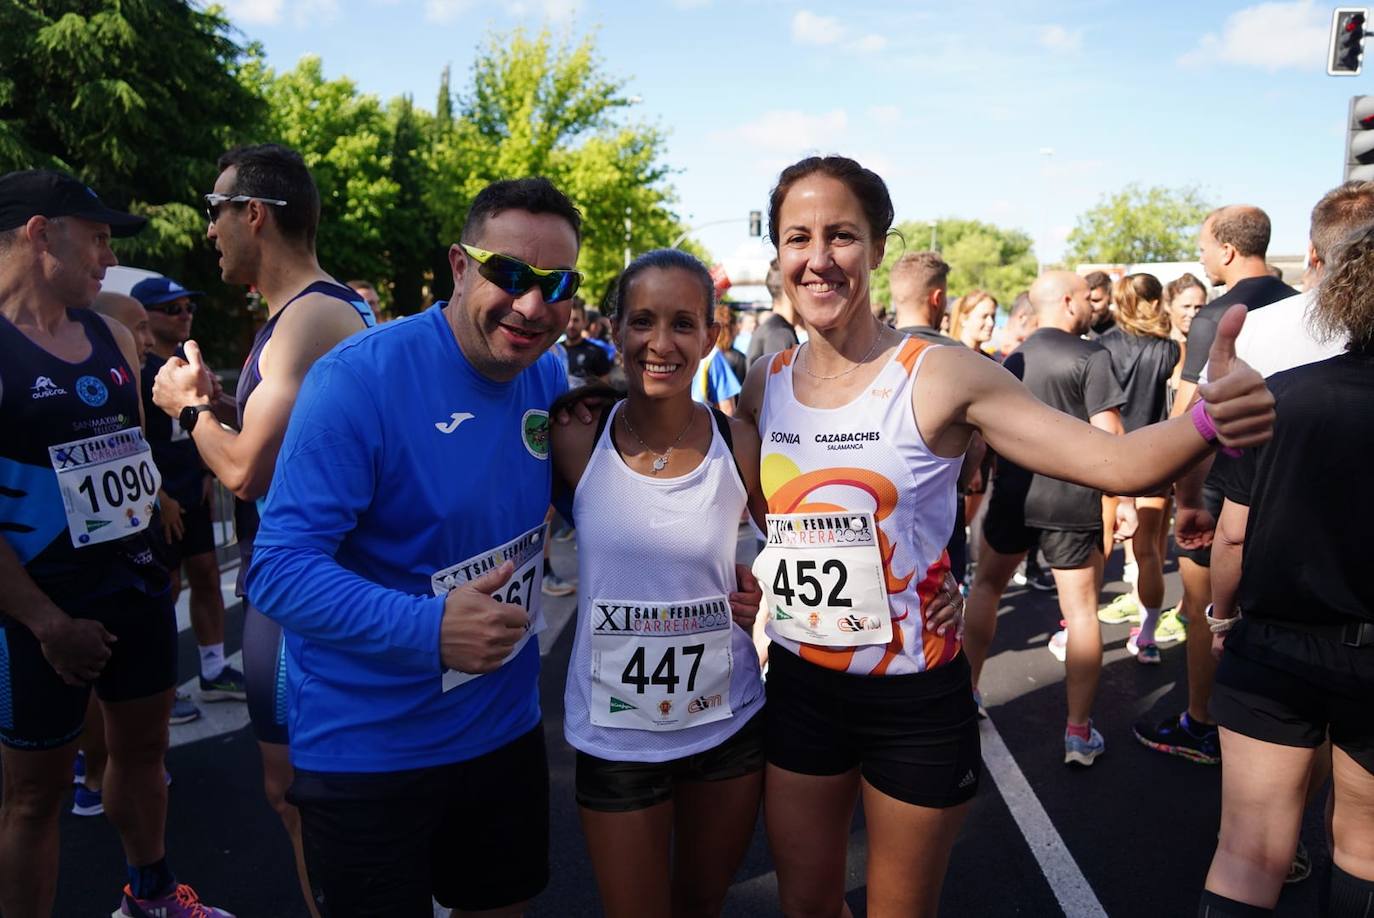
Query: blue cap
130 276 203 307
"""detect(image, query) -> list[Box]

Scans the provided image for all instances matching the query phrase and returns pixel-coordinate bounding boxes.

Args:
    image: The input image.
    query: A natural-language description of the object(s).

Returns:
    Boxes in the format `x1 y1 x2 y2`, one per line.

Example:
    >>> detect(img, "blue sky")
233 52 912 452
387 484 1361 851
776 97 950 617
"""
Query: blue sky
218 0 1355 269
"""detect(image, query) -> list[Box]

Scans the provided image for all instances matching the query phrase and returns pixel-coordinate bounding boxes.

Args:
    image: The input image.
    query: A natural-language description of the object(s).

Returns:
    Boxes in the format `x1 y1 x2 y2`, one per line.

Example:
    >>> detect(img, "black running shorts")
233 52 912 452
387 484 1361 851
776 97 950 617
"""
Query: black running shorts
575 711 765 812
1211 620 1374 774
0 587 177 751
288 725 551 915
764 645 981 809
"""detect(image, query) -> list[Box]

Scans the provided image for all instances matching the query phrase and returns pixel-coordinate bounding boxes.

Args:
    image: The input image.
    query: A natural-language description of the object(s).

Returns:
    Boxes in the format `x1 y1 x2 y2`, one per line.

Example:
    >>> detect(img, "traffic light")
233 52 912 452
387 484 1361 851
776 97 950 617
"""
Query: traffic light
1329 7 1367 76
1345 96 1374 181
748 210 762 237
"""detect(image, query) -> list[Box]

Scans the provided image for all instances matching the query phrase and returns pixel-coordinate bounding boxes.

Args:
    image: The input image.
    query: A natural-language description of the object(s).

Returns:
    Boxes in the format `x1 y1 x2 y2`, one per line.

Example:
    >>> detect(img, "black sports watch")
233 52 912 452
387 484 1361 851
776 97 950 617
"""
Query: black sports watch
179 404 214 434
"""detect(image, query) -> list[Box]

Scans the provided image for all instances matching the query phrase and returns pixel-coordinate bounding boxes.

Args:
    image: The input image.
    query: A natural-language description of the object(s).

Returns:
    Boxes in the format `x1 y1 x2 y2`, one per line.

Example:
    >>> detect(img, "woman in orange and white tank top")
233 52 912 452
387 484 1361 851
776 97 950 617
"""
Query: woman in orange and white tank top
736 156 1277 918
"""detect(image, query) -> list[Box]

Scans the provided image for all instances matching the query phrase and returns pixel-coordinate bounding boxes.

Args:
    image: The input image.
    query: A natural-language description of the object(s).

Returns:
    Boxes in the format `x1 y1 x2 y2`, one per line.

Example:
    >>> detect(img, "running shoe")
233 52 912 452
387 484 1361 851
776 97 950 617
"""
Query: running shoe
198 665 246 703
1286 841 1311 884
541 573 576 597
112 882 234 917
1064 726 1105 766
1097 593 1141 625
73 749 86 785
72 784 104 817
1047 628 1068 662
168 691 201 726
1132 712 1221 765
1126 629 1163 661
1135 642 1162 665
1154 606 1187 645
1011 566 1028 587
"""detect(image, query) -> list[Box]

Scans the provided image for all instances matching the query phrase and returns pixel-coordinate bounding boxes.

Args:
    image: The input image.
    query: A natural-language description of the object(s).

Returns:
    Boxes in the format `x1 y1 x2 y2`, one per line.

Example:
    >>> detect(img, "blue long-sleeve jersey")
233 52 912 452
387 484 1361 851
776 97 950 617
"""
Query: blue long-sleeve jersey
247 304 567 772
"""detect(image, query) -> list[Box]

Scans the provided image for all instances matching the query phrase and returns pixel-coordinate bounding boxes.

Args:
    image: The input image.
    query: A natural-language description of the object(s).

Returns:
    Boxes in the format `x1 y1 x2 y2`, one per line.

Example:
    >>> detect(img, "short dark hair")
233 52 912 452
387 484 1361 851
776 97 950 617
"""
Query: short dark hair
1310 181 1374 264
890 251 950 297
1206 205 1271 259
1083 270 1111 294
768 155 894 247
217 144 320 247
569 296 587 316
348 279 376 294
460 177 582 247
1009 292 1034 321
613 248 715 324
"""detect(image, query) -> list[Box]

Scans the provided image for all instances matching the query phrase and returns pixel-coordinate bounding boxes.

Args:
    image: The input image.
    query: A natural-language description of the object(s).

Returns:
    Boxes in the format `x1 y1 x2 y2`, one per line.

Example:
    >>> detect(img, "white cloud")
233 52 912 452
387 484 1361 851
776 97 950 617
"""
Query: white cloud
1178 0 1327 71
1038 24 1083 53
221 0 283 24
222 0 337 26
866 105 901 126
792 10 843 46
716 109 850 156
848 34 888 53
510 0 582 20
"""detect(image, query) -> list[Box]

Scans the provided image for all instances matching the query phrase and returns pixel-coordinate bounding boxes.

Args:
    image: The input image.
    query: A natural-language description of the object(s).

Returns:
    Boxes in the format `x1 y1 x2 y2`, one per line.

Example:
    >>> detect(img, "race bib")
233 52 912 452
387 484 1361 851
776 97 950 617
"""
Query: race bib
753 512 892 647
589 594 735 732
49 428 162 548
431 523 547 692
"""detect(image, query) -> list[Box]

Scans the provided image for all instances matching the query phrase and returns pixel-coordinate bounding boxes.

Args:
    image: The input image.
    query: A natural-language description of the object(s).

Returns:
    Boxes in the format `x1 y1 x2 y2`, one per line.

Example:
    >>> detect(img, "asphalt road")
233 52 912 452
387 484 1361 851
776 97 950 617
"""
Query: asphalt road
46 531 1328 917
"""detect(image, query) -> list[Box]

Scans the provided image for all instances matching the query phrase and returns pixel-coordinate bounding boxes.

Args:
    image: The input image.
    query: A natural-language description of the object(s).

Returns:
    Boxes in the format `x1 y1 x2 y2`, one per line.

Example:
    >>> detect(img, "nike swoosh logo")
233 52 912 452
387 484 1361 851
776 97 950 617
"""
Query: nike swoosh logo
435 412 475 433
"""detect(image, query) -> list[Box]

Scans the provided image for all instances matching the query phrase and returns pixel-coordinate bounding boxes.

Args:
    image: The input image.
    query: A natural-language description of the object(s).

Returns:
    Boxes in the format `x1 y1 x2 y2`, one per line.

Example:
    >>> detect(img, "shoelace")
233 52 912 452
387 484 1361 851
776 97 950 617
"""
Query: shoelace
173 884 212 917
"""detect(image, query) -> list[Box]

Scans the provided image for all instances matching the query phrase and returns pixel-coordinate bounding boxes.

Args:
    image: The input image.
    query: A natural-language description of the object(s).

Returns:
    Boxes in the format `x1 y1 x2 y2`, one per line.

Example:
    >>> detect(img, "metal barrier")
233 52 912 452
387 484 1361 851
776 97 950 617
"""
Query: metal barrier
209 478 240 573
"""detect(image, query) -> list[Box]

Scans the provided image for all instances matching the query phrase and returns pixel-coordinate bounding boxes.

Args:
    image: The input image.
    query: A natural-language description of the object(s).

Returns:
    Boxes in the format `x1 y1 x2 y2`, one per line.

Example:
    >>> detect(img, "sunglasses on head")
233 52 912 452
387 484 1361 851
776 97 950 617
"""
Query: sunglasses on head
203 192 288 224
460 243 581 303
147 301 196 317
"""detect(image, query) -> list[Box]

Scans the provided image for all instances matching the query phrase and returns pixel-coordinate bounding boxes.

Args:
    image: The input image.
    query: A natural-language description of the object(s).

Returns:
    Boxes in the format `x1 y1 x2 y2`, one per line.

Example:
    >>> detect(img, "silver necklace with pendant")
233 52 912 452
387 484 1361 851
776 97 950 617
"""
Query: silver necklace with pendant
620 404 697 473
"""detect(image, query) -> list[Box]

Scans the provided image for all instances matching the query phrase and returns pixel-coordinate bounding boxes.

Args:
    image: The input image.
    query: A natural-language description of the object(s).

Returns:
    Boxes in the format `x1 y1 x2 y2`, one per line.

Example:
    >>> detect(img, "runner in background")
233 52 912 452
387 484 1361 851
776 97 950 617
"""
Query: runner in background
1095 274 1179 664
0 169 232 918
1084 271 1115 339
715 304 748 385
152 144 374 918
948 289 996 355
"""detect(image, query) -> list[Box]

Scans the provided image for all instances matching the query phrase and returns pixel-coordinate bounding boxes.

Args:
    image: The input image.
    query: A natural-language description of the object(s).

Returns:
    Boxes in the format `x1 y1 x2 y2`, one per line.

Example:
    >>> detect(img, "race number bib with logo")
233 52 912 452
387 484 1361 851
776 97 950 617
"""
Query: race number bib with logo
49 428 162 548
589 594 734 732
752 512 892 647
431 523 546 692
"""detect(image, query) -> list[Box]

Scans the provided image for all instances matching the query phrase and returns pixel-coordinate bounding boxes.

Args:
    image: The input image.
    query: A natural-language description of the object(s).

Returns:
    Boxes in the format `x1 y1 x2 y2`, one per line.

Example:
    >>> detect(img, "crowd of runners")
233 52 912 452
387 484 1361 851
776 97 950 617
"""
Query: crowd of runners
0 145 1370 918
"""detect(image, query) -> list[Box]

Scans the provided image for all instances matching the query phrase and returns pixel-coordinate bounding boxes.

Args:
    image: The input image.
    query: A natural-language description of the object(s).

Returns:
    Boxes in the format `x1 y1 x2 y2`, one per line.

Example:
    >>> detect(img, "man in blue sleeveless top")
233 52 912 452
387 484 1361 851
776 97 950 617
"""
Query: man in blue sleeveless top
0 170 232 917
151 144 374 918
246 178 581 916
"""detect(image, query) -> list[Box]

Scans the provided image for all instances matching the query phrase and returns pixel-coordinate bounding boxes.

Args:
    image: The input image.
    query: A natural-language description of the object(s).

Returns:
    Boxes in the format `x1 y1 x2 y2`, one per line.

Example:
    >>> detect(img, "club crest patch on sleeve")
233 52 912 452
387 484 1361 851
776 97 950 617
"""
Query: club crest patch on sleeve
521 409 550 459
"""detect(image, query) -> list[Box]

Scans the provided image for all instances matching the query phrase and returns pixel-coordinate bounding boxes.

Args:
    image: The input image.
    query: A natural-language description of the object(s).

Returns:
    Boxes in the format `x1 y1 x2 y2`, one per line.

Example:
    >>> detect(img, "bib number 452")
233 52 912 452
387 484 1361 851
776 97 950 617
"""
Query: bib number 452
621 644 704 695
772 559 851 608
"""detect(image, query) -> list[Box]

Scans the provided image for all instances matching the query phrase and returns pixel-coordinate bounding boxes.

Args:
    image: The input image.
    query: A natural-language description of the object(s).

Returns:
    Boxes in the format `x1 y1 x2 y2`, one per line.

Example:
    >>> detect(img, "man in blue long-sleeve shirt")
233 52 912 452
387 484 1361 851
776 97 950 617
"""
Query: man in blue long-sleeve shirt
246 178 580 915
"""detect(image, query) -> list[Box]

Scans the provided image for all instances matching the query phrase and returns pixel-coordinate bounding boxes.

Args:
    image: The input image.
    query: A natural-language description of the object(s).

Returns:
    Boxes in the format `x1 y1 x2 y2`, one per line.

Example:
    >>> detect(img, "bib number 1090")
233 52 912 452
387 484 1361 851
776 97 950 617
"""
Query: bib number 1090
621 643 705 695
771 559 851 608
75 460 158 514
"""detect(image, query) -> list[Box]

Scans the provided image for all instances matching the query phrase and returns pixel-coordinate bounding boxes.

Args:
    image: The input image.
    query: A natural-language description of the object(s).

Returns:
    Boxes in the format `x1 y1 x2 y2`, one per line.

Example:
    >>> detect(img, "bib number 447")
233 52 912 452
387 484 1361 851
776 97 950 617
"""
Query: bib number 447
620 643 705 695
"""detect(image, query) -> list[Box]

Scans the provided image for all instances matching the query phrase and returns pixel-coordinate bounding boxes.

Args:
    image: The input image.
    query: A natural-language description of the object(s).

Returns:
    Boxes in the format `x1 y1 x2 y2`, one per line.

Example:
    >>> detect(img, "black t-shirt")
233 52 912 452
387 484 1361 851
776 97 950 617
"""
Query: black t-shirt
565 339 611 382
1180 275 1297 384
1086 313 1116 340
897 324 963 348
999 328 1126 530
1096 329 1180 432
1222 350 1373 627
722 346 747 385
142 352 206 504
746 313 799 367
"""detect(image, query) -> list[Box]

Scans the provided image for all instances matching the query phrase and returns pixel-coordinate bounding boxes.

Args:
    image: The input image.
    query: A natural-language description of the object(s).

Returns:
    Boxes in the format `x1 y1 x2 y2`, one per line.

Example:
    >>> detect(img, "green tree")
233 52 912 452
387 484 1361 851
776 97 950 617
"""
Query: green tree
428 28 692 301
872 218 1038 312
0 0 263 262
385 94 440 316
240 55 400 288
1064 184 1211 265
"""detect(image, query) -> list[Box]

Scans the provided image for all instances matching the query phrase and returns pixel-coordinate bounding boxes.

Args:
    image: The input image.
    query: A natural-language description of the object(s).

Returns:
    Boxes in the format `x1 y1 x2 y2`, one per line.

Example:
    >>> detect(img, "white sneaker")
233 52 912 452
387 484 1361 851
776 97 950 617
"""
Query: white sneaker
542 573 576 597
1048 628 1068 663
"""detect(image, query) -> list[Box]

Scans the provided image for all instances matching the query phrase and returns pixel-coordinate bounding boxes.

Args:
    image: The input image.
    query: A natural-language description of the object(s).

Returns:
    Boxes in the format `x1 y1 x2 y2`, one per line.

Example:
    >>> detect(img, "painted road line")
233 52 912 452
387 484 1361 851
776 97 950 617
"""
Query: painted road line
979 717 1108 918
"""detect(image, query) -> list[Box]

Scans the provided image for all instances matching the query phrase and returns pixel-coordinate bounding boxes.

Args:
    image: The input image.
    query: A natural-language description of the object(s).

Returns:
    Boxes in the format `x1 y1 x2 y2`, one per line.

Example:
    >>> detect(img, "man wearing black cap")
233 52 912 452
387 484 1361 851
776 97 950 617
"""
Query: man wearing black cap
131 276 246 713
0 170 232 918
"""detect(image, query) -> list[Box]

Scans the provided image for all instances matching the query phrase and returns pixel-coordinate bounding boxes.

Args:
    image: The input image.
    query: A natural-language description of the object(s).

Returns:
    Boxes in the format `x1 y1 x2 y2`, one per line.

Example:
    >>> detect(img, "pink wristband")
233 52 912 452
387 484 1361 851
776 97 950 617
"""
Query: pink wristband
1191 400 1242 458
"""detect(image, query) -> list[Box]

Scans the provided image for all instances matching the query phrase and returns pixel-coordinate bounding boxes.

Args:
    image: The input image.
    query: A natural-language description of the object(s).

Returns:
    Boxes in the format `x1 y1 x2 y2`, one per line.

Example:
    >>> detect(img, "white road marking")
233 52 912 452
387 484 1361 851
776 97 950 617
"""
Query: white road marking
978 717 1108 917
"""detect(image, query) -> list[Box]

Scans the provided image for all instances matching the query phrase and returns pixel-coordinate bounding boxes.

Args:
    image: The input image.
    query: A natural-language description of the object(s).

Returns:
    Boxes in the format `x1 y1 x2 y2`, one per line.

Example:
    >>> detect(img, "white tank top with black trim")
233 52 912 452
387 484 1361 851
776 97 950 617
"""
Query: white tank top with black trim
756 338 964 676
565 401 764 762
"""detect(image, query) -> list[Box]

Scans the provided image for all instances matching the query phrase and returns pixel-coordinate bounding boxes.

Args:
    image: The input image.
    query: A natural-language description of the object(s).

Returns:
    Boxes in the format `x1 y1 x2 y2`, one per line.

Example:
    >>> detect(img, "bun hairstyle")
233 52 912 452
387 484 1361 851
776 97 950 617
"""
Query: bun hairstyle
767 156 895 246
1112 273 1170 339
612 248 716 325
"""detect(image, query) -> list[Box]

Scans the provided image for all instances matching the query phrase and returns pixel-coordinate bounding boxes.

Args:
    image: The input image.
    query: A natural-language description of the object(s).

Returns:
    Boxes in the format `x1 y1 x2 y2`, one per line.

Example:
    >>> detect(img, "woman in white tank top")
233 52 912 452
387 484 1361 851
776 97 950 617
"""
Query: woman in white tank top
551 249 770 918
735 156 1277 917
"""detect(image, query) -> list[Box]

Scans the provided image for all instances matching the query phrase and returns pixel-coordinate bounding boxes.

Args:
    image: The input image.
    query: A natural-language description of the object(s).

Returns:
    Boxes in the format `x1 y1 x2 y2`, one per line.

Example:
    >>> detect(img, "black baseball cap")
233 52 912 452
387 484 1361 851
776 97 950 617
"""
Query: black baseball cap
0 169 146 237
